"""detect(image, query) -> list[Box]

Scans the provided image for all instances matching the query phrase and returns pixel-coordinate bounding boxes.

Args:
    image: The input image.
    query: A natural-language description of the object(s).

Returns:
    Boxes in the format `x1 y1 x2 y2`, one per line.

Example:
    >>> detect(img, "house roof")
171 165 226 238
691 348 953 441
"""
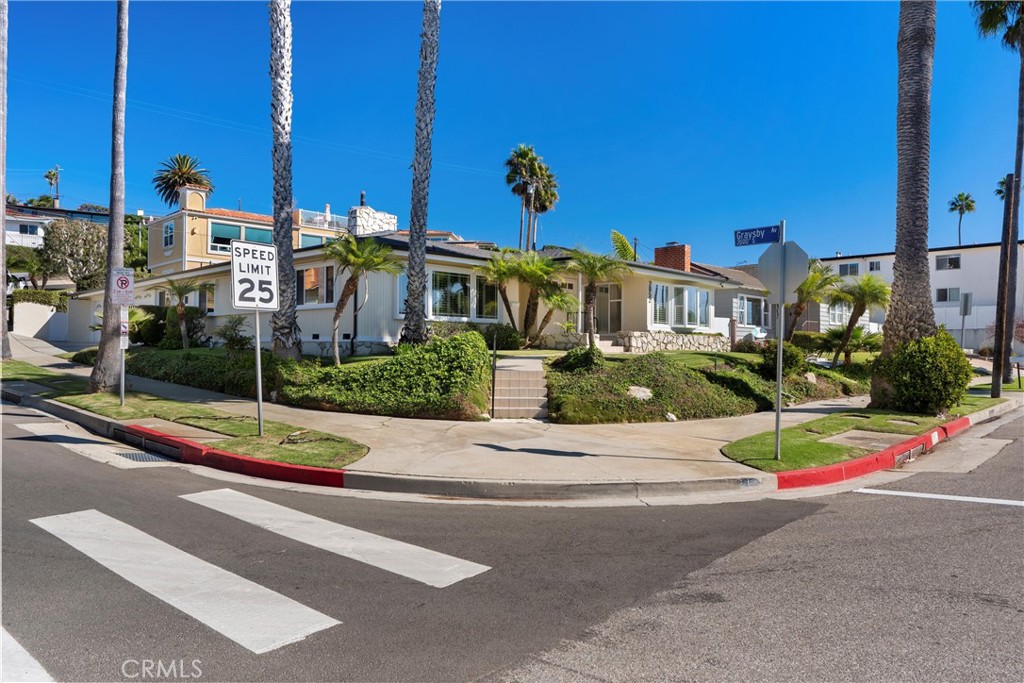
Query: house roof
202 207 275 224
820 240 1024 261
692 261 766 290
5 208 49 221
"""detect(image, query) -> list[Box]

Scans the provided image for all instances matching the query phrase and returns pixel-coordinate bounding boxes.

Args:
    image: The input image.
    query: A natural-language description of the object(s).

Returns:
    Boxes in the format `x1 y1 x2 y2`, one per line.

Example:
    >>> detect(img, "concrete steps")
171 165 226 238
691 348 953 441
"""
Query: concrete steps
596 334 624 354
492 370 548 419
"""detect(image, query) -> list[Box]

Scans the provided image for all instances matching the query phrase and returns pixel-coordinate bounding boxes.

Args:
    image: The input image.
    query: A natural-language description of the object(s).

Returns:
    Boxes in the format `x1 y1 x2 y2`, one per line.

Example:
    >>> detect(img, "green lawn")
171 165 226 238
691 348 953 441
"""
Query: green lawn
722 395 1004 473
1 359 367 468
605 350 760 369
970 380 1024 393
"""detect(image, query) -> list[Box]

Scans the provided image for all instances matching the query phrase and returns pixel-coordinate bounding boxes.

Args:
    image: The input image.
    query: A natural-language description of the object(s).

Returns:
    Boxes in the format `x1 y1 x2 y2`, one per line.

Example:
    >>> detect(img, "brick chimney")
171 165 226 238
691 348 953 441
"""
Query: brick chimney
654 242 691 272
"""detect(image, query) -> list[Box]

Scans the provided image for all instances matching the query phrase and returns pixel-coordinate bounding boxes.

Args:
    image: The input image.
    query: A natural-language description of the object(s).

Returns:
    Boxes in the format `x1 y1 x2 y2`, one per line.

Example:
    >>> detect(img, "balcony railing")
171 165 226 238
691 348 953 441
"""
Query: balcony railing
298 209 348 231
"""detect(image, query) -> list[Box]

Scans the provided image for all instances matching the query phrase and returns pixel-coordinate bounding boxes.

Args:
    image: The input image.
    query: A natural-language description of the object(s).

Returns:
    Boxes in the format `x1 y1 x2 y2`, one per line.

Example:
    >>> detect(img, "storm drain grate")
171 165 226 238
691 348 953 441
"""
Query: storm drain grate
115 450 172 463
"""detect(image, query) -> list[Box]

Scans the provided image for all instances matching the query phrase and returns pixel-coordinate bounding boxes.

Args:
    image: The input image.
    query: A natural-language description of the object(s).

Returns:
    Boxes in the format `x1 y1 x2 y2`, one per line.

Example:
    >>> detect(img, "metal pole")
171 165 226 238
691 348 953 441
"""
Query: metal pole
960 310 967 350
775 220 786 461
119 351 125 407
119 304 126 406
254 310 264 436
491 332 497 418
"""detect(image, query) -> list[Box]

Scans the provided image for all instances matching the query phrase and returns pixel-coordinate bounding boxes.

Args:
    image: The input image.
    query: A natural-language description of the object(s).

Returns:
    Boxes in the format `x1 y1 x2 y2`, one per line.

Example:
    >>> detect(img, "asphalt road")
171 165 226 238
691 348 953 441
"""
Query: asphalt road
2 404 1021 682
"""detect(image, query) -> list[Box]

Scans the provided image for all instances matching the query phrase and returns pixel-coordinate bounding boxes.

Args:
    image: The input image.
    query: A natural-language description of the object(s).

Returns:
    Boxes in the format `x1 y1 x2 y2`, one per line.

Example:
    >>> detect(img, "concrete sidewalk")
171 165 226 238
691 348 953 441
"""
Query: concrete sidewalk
4 335 885 498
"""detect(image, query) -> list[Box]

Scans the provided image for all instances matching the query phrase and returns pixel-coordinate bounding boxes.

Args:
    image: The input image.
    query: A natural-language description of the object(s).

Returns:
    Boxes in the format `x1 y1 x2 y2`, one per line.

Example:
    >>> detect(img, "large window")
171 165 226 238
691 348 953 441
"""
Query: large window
300 234 325 249
198 287 215 314
476 278 498 319
838 263 859 277
936 255 961 271
210 222 240 252
869 260 881 272
828 301 853 325
739 295 768 327
295 266 335 305
432 271 471 317
246 227 273 244
650 283 669 325
162 222 174 248
18 224 37 235
672 286 709 326
936 287 960 303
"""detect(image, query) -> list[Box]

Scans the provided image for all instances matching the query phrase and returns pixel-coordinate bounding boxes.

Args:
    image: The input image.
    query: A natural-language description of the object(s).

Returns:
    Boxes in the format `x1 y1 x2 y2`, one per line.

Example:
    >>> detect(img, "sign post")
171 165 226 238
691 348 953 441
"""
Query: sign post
230 240 280 437
959 292 973 350
111 268 135 406
737 221 809 462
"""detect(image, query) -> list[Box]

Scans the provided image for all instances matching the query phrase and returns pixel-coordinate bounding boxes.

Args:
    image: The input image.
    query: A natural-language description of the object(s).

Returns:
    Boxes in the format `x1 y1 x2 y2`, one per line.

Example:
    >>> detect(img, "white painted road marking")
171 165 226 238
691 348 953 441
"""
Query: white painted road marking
16 422 173 469
855 488 1024 508
2 628 54 682
30 510 339 653
182 488 491 588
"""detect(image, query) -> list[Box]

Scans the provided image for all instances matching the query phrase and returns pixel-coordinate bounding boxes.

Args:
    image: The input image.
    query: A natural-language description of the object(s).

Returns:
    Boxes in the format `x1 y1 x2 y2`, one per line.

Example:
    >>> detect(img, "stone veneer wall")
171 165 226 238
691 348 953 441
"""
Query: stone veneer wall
539 330 588 350
348 205 399 235
616 331 730 353
310 339 393 358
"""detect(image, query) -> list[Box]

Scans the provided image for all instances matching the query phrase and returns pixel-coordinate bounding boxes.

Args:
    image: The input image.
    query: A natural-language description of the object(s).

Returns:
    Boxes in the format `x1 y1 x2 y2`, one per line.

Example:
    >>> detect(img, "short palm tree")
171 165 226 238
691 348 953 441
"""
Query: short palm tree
948 192 976 246
505 144 540 251
152 154 214 207
158 278 212 350
564 249 633 350
816 326 882 367
785 260 842 341
90 306 154 334
511 251 561 340
830 275 891 368
530 286 579 348
474 249 520 330
325 236 404 365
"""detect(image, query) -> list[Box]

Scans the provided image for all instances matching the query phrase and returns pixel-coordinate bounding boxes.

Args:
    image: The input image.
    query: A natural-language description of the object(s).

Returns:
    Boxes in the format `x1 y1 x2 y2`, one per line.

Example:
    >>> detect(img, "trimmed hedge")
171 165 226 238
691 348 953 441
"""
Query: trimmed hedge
790 331 825 352
11 289 72 312
280 333 491 420
158 306 206 349
874 329 973 414
759 340 806 378
428 321 524 350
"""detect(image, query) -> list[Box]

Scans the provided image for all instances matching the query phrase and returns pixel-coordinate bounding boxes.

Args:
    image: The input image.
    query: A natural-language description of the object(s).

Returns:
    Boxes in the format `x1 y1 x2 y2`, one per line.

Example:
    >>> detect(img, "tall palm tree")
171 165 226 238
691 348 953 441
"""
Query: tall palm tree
1 0 10 360
564 249 633 350
402 0 442 345
474 249 520 330
511 251 560 340
151 154 214 207
871 1 937 407
88 0 129 393
269 0 302 360
505 144 540 251
948 192 977 245
975 1 1023 383
158 278 212 350
829 275 891 368
785 260 842 341
325 236 404 365
996 176 1008 199
528 164 559 251
43 168 58 197
530 286 578 348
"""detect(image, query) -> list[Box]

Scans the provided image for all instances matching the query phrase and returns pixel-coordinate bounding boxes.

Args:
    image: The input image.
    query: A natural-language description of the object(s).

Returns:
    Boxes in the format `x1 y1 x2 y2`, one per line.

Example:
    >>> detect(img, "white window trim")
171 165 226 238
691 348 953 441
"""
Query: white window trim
209 221 242 254
738 294 770 328
162 221 175 248
296 262 336 307
670 285 712 329
649 282 671 330
395 268 499 323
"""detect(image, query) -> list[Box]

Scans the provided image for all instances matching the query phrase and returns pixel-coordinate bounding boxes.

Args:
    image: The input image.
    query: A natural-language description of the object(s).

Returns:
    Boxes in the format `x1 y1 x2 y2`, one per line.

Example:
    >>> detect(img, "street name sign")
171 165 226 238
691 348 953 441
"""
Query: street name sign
111 268 135 306
757 241 809 306
231 241 280 311
734 225 781 247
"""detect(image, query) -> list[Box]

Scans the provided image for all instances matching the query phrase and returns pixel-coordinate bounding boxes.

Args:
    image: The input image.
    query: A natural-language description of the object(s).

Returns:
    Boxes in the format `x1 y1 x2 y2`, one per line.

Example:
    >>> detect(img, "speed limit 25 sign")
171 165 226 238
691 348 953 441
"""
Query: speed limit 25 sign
230 241 280 311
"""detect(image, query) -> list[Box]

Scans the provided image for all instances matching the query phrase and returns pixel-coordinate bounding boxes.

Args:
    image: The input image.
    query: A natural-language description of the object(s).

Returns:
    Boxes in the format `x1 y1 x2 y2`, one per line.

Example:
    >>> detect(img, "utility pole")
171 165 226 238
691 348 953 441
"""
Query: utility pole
633 237 638 262
53 164 61 207
992 173 1014 398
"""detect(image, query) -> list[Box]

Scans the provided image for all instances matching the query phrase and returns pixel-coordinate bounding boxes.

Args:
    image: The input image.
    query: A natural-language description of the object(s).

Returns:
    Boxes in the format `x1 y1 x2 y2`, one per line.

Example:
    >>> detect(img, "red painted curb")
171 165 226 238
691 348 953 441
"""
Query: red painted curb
776 423 958 490
123 424 346 488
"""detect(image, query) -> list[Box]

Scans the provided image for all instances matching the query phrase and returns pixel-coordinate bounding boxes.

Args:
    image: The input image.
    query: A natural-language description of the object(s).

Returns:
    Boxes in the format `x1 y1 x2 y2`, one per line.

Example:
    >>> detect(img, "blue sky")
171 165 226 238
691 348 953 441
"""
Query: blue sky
6 1 1017 266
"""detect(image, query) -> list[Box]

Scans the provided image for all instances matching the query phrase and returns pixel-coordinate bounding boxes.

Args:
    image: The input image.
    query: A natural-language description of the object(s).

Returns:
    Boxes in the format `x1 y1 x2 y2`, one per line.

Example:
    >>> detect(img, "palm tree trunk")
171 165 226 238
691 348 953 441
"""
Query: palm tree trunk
585 284 598 350
957 212 963 246
833 305 866 367
178 303 189 350
269 0 302 361
0 0 9 361
331 276 359 365
1001 51 1024 383
88 0 128 392
871 0 936 407
517 198 525 251
401 0 441 345
498 283 517 331
785 302 806 342
522 289 540 340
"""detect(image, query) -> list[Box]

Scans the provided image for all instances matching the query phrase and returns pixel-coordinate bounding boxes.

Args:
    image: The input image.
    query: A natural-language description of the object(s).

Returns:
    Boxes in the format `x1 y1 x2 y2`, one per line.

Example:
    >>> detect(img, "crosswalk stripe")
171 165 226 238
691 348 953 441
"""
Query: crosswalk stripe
30 509 340 654
182 488 491 588
855 488 1024 507
2 628 54 682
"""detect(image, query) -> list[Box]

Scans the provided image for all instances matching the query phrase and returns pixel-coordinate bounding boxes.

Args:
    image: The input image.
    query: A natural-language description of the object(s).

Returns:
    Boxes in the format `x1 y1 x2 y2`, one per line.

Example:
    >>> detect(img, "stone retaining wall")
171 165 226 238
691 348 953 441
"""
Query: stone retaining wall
616 330 729 353
538 330 588 350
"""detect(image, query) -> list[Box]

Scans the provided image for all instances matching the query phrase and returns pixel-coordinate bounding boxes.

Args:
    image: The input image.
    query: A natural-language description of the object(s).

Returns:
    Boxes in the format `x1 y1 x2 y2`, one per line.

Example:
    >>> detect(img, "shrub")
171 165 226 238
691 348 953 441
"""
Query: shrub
733 339 761 353
549 345 605 373
158 306 206 350
790 331 825 353
11 288 72 312
759 340 805 378
278 332 491 420
71 347 98 365
978 346 993 358
428 320 524 350
134 305 167 346
875 329 973 415
215 314 254 358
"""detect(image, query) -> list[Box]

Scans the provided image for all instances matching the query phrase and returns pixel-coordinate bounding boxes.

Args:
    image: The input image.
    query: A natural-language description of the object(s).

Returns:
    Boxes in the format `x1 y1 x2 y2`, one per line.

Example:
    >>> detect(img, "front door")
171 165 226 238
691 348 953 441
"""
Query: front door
596 284 622 334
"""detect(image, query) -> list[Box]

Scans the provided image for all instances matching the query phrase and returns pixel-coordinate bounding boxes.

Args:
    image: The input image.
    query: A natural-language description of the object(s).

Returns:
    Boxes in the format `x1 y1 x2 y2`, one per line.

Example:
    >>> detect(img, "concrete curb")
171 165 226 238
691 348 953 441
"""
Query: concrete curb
775 399 1020 490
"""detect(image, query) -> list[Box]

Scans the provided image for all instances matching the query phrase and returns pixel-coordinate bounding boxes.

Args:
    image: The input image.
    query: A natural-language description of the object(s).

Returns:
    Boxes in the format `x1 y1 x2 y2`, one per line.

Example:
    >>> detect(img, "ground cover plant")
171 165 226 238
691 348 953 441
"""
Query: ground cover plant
722 395 1003 473
0 359 367 468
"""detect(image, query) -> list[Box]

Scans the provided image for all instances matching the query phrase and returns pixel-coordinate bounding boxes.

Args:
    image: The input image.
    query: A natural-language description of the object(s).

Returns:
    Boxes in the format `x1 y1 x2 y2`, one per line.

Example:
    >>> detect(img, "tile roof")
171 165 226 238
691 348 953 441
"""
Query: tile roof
202 207 274 223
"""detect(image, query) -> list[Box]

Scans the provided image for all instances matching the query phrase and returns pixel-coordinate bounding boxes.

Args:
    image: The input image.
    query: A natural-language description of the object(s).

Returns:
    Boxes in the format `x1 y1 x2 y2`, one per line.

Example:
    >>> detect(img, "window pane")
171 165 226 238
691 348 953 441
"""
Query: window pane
163 222 174 247
300 234 324 248
651 284 667 324
948 256 961 269
210 222 240 252
324 266 334 304
476 278 498 319
398 272 408 314
673 287 685 325
686 286 698 325
247 228 273 244
432 271 470 317
303 268 322 305
699 290 710 325
295 270 304 305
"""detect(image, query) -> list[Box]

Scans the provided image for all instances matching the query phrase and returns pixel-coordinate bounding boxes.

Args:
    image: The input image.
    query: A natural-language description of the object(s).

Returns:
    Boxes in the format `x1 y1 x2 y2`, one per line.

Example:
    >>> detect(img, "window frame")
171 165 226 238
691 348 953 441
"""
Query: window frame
295 264 336 307
838 263 860 277
162 221 174 249
649 282 669 327
431 270 472 319
828 301 853 325
936 254 961 271
936 287 960 303
209 221 241 254
245 227 273 245
738 294 769 328
868 260 881 272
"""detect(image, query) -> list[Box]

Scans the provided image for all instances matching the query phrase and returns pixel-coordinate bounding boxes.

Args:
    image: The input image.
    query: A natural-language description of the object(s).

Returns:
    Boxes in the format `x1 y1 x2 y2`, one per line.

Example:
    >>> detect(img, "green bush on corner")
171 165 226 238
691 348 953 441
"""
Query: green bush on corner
874 329 973 415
